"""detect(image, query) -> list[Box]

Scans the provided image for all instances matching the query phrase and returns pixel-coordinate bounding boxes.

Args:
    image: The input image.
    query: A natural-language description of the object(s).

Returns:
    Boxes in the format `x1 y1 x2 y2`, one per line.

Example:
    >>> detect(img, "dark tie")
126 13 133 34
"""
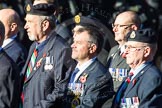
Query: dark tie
69 68 79 83
113 72 134 108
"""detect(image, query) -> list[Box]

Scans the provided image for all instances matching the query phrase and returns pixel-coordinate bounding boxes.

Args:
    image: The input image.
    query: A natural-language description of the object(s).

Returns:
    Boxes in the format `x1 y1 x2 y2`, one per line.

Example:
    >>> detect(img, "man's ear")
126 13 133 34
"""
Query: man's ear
144 47 151 57
42 20 50 31
89 44 97 53
131 25 138 30
10 23 17 31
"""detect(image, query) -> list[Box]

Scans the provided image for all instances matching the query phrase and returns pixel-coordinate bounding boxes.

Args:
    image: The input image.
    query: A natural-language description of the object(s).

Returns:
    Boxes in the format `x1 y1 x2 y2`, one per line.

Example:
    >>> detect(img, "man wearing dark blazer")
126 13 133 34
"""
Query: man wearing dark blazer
112 28 162 108
0 21 21 108
0 9 28 71
20 3 75 108
62 24 114 108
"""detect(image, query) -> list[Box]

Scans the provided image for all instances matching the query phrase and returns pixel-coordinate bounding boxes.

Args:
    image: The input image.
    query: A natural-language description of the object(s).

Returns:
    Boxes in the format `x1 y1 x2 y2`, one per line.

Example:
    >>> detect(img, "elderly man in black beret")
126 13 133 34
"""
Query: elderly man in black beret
20 3 75 108
111 28 162 108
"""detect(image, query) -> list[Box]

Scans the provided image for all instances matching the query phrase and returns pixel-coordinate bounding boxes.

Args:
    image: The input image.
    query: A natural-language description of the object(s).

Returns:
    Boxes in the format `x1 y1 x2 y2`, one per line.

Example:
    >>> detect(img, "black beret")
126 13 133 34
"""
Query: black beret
126 28 157 44
25 3 55 16
74 15 100 27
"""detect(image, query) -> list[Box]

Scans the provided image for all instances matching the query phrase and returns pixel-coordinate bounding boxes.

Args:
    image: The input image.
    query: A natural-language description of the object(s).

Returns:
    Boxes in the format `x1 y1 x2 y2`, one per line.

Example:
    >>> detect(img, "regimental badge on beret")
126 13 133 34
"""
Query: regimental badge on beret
25 3 55 16
127 28 157 44
74 15 81 24
26 4 31 12
130 31 136 38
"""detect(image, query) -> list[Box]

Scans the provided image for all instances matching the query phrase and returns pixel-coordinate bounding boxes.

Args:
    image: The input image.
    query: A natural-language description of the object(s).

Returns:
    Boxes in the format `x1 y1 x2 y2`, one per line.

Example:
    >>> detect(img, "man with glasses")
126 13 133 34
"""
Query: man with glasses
102 11 141 108
112 28 162 108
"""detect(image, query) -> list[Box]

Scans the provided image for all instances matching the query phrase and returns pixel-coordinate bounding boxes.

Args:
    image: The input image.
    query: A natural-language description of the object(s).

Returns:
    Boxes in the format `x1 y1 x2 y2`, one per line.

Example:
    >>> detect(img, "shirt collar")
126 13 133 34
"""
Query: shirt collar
131 62 151 80
2 35 17 48
76 57 96 70
119 45 126 55
35 38 49 52
73 57 96 82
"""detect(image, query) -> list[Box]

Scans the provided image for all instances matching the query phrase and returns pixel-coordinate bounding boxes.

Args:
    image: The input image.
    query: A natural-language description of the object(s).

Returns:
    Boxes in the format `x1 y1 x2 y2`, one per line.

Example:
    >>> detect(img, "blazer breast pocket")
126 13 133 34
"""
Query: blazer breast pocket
40 70 54 95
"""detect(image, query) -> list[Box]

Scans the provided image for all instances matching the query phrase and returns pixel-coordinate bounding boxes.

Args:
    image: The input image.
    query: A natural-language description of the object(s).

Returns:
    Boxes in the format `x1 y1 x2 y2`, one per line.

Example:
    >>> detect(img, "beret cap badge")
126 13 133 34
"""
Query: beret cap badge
26 4 31 12
74 15 81 24
130 31 136 38
25 3 55 16
127 28 157 44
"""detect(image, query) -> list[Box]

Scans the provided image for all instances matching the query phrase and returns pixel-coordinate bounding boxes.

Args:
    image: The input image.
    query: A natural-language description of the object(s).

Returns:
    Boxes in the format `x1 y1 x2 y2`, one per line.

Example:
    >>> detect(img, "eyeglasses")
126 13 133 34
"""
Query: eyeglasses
125 45 146 52
112 24 134 29
72 40 95 45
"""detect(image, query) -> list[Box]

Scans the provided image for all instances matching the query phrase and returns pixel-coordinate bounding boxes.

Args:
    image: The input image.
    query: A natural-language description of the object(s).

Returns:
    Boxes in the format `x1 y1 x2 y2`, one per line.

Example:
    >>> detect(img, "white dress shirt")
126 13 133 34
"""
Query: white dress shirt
74 57 96 82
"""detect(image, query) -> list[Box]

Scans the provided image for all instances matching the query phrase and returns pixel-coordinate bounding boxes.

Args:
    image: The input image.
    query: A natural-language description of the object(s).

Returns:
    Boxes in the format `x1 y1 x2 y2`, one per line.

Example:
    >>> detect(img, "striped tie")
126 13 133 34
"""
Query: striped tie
20 48 38 107
25 48 38 79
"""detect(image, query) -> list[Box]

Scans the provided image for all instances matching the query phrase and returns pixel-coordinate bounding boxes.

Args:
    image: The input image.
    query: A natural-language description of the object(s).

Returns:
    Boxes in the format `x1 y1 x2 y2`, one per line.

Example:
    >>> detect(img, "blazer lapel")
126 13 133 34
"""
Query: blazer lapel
76 69 91 83
116 56 125 67
124 63 153 96
23 43 37 83
75 61 96 83
124 70 144 96
22 43 36 75
110 48 123 67
25 56 46 83
3 40 14 49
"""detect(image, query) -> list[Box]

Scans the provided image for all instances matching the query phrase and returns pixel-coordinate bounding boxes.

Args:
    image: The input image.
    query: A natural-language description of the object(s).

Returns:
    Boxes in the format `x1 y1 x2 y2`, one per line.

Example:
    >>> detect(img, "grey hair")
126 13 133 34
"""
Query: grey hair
142 42 157 61
74 24 104 54
39 14 56 29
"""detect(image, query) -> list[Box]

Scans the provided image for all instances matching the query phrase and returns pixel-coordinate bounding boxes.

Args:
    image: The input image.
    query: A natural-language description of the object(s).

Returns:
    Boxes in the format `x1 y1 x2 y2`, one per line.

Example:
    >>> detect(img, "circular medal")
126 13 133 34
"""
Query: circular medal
71 97 80 108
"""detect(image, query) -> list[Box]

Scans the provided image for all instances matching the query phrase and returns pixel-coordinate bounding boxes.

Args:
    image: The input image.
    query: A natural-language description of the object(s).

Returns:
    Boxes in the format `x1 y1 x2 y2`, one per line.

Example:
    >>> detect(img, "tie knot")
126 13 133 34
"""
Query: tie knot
126 72 134 83
69 68 80 83
73 68 79 74
34 48 38 56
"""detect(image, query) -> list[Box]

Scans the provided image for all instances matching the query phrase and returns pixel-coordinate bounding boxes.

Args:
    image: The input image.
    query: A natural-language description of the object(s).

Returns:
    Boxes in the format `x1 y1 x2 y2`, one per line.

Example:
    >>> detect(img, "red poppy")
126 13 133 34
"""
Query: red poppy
79 76 87 83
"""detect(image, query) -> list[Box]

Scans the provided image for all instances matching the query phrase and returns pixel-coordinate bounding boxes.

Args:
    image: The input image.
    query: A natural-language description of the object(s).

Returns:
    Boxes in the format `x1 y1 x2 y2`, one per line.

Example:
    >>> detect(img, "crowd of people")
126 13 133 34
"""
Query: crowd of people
0 0 162 108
